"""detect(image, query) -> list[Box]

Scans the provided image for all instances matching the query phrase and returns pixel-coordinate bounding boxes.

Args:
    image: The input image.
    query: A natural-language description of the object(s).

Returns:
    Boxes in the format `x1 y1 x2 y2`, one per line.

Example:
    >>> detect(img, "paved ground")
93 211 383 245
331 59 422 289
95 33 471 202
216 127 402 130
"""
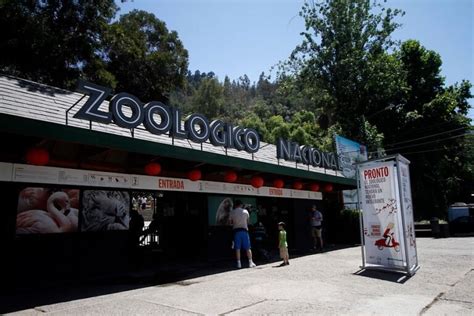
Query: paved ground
4 237 473 315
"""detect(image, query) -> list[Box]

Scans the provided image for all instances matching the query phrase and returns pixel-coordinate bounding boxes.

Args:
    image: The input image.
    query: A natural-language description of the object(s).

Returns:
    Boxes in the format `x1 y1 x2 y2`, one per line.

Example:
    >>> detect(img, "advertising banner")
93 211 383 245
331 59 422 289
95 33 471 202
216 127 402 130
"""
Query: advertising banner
359 161 405 268
81 190 130 232
398 159 418 270
335 135 368 178
335 135 368 209
16 187 80 234
208 196 257 226
15 187 131 235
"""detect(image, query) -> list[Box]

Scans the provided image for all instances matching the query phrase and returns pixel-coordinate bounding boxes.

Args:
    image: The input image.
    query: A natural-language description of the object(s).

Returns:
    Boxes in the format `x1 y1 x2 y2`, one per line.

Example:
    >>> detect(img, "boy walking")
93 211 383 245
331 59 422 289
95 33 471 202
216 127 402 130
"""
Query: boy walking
278 222 289 266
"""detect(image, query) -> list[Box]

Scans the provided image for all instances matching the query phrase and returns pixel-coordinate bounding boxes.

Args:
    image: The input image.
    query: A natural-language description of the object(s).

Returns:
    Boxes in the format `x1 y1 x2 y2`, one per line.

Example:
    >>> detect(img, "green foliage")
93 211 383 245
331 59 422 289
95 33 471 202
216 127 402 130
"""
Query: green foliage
274 0 473 218
191 77 224 119
281 0 405 147
105 10 189 102
0 0 117 88
238 113 270 142
0 4 188 101
379 40 473 218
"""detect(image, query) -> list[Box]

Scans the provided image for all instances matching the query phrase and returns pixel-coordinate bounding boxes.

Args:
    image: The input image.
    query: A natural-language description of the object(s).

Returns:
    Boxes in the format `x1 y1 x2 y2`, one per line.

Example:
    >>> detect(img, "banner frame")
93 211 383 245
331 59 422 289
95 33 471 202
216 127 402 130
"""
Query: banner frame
356 154 420 276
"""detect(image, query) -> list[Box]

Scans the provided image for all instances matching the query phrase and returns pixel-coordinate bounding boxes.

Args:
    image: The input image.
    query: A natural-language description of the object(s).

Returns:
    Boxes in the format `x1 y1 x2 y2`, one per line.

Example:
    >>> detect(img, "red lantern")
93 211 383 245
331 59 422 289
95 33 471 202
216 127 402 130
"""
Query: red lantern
323 184 333 192
273 179 284 188
26 148 49 166
144 162 161 176
293 181 303 190
310 183 320 192
224 170 238 183
250 176 264 188
188 169 202 181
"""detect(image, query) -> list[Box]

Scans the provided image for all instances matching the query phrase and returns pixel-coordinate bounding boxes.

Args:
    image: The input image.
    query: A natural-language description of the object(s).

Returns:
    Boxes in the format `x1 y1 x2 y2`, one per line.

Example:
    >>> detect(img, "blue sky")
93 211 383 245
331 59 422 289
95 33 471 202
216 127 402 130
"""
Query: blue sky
116 0 473 118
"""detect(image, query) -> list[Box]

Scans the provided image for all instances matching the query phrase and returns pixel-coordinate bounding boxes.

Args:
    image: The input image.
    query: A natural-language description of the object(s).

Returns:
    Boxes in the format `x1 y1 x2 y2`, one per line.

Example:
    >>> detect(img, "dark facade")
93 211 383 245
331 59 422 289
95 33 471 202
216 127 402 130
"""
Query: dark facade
0 75 356 287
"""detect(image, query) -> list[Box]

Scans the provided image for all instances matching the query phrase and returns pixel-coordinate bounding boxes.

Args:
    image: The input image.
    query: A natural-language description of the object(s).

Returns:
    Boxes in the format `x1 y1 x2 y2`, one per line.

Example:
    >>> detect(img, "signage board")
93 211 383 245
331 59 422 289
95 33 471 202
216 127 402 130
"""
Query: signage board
8 163 322 200
359 161 405 268
74 81 260 154
357 155 419 275
73 81 340 170
335 134 367 178
335 135 368 209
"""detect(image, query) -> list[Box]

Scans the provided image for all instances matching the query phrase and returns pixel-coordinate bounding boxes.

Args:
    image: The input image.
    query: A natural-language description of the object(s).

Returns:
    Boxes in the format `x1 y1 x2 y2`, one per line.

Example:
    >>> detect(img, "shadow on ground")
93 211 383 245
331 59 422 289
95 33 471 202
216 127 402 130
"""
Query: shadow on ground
0 244 355 314
353 268 412 284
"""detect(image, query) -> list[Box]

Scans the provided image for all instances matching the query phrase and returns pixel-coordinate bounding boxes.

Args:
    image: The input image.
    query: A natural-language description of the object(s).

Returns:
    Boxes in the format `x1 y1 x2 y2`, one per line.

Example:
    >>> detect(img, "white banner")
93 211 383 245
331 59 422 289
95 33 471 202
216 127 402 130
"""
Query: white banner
398 160 417 269
8 163 322 200
359 162 405 268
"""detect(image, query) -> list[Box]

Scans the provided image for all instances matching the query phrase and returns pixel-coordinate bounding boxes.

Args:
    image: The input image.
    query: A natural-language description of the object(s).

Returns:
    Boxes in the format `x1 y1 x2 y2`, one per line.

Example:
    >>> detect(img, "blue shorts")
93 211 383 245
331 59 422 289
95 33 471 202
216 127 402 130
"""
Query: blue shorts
234 230 251 251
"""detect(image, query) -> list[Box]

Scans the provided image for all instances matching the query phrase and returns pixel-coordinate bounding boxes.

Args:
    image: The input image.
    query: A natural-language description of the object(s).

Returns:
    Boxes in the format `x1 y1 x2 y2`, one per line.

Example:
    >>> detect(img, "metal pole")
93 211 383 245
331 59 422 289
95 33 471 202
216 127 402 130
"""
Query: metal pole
65 95 85 126
356 164 366 269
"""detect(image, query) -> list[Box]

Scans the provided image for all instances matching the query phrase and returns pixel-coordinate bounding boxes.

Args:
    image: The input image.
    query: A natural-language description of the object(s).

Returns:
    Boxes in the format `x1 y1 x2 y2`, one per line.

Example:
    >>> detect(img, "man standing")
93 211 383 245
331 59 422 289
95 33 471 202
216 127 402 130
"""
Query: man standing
310 205 323 251
140 196 147 211
230 200 257 269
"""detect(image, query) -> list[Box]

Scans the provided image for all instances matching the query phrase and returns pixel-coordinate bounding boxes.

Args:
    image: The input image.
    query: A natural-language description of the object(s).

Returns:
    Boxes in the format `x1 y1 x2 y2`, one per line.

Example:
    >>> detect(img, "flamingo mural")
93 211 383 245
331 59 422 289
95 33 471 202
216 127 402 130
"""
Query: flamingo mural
16 188 79 234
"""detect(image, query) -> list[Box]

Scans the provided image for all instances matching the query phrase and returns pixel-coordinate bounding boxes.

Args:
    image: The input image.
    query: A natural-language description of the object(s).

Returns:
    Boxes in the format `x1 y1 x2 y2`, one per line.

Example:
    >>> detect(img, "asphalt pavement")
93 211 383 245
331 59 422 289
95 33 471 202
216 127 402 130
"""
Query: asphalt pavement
4 237 473 315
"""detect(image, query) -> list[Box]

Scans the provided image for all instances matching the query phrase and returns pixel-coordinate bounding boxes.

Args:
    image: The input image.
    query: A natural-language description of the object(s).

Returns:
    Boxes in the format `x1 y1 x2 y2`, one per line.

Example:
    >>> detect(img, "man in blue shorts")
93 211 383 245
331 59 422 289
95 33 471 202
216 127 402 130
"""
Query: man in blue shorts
230 200 257 269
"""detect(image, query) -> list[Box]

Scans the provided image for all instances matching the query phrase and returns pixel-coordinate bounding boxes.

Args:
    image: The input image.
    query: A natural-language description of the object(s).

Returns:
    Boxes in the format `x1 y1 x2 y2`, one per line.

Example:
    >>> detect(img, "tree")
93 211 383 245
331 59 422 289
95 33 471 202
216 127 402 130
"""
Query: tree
239 113 270 142
223 76 232 99
283 0 405 146
377 40 473 219
0 0 117 88
256 72 275 100
105 10 188 102
281 1 472 219
191 77 224 119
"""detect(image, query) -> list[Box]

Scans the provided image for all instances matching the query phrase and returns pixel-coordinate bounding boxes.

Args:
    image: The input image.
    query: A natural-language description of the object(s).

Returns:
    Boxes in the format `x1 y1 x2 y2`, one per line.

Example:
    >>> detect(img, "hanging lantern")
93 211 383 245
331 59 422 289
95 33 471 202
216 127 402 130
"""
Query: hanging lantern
273 179 284 188
188 169 202 181
292 181 303 190
224 170 238 183
309 183 320 192
26 148 49 166
144 162 161 176
323 183 333 192
250 176 264 188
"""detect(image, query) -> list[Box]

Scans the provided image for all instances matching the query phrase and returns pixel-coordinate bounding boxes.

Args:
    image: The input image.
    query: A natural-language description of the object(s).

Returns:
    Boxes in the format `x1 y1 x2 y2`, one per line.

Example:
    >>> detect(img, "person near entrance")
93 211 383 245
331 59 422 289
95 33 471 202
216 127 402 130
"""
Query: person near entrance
128 207 145 268
278 222 289 266
129 207 145 245
140 213 159 246
310 205 324 251
230 200 257 269
139 196 147 211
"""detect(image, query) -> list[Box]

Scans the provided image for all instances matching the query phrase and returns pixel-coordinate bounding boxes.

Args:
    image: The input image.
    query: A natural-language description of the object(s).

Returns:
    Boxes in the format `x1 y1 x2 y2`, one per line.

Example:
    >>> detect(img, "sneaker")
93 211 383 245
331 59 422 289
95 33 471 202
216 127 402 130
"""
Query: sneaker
249 261 257 268
237 261 242 269
278 262 286 267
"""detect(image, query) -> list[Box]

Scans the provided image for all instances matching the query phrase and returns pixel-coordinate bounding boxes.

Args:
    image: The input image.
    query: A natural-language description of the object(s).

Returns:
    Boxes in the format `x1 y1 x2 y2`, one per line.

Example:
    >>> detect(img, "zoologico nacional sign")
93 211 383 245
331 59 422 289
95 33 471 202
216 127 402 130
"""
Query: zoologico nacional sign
74 81 260 154
74 81 339 170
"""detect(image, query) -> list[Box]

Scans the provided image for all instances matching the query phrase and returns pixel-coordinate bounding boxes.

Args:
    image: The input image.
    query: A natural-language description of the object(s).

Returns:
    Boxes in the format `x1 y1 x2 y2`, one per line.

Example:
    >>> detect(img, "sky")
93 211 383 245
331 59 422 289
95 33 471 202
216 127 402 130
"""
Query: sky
116 0 473 119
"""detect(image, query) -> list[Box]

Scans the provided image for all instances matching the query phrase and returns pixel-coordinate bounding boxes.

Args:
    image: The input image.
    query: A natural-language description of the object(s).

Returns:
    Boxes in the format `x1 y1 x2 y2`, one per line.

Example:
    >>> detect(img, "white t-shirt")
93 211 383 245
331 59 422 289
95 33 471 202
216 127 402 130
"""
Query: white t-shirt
311 210 323 227
230 207 249 230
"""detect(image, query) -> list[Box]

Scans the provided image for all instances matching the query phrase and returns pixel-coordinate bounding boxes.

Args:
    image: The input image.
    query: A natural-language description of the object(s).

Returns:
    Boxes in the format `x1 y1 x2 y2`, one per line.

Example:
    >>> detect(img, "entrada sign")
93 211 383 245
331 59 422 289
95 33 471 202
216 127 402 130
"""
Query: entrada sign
74 81 260 153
